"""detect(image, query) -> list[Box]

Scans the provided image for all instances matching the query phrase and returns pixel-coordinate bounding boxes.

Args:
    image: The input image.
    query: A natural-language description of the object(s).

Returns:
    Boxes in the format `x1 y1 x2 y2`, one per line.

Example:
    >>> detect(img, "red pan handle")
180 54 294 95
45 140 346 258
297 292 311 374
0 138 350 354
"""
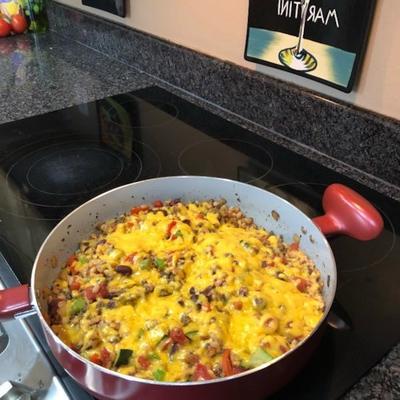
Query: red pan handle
0 284 32 319
312 184 384 240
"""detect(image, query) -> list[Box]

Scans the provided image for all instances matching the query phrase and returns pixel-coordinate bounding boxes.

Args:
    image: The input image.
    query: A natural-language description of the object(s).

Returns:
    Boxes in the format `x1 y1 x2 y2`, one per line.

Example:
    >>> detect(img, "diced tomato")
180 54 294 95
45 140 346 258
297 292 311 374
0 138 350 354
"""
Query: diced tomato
90 353 102 365
98 282 109 298
85 287 97 301
193 363 213 381
166 220 177 239
295 277 310 293
153 200 163 208
221 349 234 377
196 213 205 220
130 205 149 215
85 283 109 301
289 242 300 251
69 278 81 290
233 301 243 310
66 254 77 266
138 355 151 370
169 327 187 345
100 348 111 367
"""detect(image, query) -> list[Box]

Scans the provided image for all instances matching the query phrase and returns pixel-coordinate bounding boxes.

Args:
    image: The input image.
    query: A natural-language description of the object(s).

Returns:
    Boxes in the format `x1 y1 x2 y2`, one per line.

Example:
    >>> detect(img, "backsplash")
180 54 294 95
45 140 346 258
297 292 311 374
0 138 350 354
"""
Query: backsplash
53 0 400 121
46 1 400 200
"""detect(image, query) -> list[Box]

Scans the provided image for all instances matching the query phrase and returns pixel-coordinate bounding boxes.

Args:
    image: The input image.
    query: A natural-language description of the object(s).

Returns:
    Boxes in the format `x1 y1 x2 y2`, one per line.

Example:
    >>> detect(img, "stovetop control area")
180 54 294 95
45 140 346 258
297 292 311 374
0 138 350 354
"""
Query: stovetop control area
0 86 399 400
0 276 69 400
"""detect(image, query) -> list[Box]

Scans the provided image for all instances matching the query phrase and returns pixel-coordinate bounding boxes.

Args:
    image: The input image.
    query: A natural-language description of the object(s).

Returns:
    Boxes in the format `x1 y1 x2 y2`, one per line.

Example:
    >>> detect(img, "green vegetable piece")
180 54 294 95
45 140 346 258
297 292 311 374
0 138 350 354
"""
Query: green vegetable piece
185 330 198 340
137 328 145 339
114 349 133 367
149 353 160 361
154 258 166 270
153 368 166 381
249 347 273 367
156 334 168 347
70 297 85 315
139 259 150 270
79 256 88 264
174 230 183 237
33 4 40 14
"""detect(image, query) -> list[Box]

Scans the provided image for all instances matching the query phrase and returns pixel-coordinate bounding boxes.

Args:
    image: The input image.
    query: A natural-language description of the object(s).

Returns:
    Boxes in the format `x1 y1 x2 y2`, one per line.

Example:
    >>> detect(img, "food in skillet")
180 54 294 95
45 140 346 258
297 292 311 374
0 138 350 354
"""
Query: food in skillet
47 199 324 382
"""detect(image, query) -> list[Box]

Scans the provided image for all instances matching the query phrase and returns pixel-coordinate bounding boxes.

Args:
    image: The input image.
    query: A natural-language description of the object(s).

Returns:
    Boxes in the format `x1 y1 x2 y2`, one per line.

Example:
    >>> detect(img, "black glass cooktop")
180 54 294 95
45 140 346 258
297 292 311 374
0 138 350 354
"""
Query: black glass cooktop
0 86 399 399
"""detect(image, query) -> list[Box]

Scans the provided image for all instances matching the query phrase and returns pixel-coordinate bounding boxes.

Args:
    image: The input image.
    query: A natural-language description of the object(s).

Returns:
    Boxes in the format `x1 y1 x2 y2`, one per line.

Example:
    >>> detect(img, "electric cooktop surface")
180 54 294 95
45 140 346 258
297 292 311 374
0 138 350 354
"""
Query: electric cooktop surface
0 86 398 399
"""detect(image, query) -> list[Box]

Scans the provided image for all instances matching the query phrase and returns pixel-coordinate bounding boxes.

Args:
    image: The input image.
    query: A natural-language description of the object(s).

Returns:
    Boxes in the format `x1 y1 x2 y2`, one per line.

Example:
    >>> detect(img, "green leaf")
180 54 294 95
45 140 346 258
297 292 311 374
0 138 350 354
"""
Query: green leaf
79 256 88 264
154 258 166 270
174 230 183 237
70 297 85 315
153 368 166 381
248 347 273 367
114 349 133 367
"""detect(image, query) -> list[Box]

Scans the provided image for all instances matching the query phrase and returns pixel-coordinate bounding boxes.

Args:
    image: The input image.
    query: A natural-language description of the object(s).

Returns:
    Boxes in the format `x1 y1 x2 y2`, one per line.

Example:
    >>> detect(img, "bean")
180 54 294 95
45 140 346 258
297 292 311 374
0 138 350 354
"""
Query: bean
115 265 133 276
252 297 266 310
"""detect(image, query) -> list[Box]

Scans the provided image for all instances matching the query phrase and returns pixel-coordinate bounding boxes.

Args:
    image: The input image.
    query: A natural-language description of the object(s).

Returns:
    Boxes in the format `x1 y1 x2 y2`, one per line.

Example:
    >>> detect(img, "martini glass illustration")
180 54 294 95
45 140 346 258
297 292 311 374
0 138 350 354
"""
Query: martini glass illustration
279 0 317 72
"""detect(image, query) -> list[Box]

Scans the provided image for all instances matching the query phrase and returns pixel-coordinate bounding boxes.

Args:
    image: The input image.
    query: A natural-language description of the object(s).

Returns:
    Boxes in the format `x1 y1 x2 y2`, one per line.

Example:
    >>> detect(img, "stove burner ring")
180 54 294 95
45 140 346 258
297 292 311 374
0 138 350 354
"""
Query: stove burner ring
5 141 143 208
178 139 273 183
25 147 125 196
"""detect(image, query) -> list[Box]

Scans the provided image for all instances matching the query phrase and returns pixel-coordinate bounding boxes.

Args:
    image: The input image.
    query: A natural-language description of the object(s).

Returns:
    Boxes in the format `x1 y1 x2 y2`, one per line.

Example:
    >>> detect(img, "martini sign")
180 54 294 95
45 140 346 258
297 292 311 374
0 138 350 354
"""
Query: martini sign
245 0 376 92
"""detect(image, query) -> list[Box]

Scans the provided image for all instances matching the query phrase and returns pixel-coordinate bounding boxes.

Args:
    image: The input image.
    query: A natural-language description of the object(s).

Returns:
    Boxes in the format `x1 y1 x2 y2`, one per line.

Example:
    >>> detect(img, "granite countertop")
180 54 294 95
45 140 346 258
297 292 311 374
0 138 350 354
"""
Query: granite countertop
0 32 150 124
0 31 399 400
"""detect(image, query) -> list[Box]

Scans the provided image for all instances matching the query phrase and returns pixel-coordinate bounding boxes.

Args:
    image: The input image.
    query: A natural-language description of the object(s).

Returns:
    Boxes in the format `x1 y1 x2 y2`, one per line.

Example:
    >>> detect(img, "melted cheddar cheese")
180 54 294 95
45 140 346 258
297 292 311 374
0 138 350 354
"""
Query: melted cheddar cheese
48 199 324 382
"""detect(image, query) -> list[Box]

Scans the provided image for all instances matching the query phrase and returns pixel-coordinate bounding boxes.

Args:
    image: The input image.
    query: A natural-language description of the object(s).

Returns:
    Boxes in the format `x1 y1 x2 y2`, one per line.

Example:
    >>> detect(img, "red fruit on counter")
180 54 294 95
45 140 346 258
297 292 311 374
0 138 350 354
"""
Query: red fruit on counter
0 18 11 37
11 14 28 34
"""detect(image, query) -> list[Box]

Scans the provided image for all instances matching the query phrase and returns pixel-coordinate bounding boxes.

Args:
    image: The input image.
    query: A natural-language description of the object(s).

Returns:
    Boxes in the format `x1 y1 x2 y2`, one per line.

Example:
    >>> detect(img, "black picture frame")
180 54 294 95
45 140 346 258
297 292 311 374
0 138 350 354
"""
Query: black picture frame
244 0 376 93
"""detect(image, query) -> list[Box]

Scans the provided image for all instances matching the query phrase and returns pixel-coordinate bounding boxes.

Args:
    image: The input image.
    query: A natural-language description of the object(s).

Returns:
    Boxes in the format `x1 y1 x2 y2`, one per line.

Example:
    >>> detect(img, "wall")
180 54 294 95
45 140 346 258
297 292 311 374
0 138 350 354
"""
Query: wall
55 0 400 120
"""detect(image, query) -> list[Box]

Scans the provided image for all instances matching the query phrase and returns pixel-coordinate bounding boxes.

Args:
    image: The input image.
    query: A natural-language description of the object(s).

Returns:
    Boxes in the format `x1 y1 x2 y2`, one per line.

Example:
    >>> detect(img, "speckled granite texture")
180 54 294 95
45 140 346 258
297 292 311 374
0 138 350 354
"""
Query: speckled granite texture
343 343 400 400
0 33 150 124
47 1 400 202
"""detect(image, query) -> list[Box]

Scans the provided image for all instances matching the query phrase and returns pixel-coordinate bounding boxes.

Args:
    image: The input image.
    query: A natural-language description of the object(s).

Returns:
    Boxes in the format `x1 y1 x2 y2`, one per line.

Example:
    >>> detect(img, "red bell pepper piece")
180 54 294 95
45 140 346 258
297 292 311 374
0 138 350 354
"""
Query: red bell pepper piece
153 200 163 208
222 349 234 377
100 348 111 367
169 327 188 345
193 363 213 381
90 353 102 365
138 355 151 370
166 220 177 239
130 205 149 215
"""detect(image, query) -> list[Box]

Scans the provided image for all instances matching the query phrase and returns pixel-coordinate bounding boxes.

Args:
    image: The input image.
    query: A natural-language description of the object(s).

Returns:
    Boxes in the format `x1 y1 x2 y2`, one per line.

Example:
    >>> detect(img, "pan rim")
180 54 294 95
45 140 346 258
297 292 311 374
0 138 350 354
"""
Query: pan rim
31 175 337 387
